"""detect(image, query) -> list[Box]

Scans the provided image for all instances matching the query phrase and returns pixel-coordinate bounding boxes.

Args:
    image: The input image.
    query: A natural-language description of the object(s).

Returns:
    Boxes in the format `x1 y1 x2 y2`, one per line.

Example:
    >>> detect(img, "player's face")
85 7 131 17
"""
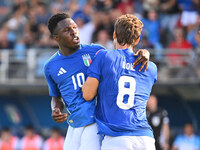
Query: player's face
56 18 80 50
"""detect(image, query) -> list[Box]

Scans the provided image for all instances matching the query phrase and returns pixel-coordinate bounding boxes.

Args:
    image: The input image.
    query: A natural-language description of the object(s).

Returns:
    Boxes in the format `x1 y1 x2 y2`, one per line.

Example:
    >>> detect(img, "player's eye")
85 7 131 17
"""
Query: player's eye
64 28 69 32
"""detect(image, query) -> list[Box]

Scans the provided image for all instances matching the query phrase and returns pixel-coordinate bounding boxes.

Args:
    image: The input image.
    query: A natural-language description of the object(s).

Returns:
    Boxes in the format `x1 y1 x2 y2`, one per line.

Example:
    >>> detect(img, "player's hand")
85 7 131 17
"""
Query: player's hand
163 142 169 150
133 49 150 72
52 108 68 123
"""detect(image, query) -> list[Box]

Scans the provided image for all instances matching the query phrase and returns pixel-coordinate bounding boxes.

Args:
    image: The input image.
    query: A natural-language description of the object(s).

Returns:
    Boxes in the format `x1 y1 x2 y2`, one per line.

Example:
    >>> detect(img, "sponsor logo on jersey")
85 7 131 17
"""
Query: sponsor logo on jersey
82 54 92 66
57 67 67 76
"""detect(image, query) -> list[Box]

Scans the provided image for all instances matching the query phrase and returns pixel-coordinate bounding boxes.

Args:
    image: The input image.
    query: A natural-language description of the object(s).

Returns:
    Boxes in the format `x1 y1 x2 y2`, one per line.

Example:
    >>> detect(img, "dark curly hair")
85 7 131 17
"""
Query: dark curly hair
48 12 70 35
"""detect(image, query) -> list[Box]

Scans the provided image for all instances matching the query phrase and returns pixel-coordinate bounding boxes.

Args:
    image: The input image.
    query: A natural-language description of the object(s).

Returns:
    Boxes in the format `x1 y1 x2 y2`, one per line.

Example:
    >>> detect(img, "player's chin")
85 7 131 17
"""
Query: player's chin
73 43 80 49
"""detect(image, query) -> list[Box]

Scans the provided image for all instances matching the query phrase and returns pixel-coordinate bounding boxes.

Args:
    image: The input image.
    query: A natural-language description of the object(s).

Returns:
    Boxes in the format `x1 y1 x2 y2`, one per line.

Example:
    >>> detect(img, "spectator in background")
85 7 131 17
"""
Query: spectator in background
24 8 39 48
172 123 200 150
147 94 170 150
142 9 163 59
95 29 114 50
186 16 200 48
0 25 14 49
73 2 94 44
159 0 180 47
19 125 43 150
177 0 199 28
0 127 19 150
116 0 133 14
167 27 192 66
143 0 159 12
35 2 51 25
43 128 64 150
6 1 28 50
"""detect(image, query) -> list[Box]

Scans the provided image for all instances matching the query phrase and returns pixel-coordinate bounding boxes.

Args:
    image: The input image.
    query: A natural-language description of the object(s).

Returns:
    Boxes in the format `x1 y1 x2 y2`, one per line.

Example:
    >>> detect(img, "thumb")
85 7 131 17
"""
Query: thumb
54 108 61 114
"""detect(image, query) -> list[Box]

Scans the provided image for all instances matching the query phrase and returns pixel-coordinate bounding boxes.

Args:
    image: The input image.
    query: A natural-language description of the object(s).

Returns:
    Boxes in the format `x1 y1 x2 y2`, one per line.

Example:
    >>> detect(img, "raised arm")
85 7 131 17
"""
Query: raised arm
82 77 99 101
51 96 68 123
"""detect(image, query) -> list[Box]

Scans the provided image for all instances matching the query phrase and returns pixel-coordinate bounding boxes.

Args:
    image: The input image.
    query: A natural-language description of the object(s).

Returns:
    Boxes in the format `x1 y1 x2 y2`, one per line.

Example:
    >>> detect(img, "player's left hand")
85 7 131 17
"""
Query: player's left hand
133 49 150 72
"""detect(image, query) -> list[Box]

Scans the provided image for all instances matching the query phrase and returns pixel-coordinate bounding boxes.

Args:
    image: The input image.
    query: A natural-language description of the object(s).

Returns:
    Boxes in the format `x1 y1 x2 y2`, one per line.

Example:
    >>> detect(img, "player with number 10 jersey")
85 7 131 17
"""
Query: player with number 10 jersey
44 44 104 128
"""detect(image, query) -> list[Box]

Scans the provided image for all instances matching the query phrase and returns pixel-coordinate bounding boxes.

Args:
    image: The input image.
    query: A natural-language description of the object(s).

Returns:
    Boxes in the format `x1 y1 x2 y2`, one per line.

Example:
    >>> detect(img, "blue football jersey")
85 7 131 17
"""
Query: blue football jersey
87 48 157 137
44 44 105 128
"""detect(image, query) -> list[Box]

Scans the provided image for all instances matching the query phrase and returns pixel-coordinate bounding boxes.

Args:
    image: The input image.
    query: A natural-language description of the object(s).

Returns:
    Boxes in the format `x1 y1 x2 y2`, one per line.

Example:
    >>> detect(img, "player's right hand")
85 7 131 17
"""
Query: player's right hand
52 108 68 123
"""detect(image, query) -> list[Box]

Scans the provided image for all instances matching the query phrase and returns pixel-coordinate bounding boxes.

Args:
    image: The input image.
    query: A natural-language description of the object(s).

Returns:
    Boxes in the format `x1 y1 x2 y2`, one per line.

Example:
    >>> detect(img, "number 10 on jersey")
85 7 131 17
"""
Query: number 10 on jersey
72 73 85 90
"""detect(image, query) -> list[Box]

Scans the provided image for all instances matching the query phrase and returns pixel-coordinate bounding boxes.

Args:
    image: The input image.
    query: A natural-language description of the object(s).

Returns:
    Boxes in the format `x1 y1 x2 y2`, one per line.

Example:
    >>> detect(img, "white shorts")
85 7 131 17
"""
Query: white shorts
63 123 101 150
101 135 155 150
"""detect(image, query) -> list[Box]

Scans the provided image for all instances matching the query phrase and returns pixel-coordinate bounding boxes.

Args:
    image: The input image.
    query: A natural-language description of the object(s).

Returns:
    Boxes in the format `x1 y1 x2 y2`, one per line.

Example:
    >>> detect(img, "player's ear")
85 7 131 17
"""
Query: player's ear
133 37 140 46
113 31 116 40
53 35 59 42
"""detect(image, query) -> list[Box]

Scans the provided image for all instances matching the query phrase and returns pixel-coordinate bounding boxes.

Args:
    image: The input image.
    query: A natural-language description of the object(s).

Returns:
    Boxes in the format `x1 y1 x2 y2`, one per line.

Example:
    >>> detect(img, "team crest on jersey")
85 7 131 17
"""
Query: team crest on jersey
82 54 92 66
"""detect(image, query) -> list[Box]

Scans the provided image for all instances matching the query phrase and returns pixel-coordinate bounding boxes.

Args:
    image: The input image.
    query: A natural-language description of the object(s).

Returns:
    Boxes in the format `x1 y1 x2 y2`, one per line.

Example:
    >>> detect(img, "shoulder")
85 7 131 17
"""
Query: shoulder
82 44 105 51
44 52 59 75
44 51 58 68
175 134 185 141
147 61 157 75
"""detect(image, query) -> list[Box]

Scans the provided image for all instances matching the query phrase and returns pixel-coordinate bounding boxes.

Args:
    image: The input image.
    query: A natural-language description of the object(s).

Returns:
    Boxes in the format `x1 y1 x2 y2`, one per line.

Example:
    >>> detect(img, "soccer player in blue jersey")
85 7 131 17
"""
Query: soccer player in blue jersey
44 12 151 150
82 14 157 150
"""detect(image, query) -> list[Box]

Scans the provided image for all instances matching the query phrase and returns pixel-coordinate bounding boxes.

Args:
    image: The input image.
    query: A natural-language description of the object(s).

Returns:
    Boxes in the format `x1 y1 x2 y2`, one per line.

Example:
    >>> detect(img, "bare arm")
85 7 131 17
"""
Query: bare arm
171 145 178 150
82 77 99 101
51 97 68 123
162 123 170 150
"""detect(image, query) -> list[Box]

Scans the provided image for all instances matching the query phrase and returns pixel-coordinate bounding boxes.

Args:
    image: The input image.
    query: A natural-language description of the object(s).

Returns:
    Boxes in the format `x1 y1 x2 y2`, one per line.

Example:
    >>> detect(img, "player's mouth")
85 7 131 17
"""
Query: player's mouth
72 36 80 44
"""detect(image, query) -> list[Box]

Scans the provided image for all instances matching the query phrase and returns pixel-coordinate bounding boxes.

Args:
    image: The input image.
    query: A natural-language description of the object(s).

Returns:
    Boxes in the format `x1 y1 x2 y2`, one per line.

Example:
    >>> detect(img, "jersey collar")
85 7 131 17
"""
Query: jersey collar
57 44 83 57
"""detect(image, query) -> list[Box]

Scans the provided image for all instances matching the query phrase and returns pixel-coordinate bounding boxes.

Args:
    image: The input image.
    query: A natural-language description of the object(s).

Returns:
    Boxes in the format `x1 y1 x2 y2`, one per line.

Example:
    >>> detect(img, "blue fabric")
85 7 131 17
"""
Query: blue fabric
88 49 157 137
44 44 105 128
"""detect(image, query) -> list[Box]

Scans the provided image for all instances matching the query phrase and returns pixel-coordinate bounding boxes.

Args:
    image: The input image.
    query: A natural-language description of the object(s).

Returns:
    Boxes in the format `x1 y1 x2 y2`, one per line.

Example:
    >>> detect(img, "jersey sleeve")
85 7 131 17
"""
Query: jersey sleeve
151 62 158 84
44 64 60 97
162 109 169 124
87 50 106 81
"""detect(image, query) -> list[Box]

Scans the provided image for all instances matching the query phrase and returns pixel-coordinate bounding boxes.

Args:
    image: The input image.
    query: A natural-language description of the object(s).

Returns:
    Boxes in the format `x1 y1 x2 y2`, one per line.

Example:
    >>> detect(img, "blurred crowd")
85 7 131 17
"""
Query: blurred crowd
0 125 64 150
0 0 200 80
0 0 199 50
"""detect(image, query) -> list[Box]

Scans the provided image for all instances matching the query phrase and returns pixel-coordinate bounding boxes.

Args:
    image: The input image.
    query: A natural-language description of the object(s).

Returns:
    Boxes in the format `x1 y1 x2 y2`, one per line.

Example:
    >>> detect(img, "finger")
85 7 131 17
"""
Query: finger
53 108 61 114
53 116 67 121
133 56 142 68
52 113 67 118
139 62 146 72
53 114 67 122
144 62 148 72
133 50 142 56
54 117 67 123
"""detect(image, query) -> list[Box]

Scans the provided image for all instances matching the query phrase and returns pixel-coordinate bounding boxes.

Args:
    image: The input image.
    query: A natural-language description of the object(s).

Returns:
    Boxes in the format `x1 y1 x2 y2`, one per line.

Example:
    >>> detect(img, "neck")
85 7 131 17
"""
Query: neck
115 42 132 50
59 46 79 56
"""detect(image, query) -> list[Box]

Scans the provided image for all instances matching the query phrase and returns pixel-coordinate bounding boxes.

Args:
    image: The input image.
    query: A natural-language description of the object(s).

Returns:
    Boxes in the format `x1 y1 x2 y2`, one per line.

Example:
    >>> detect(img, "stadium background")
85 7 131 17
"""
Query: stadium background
0 0 200 148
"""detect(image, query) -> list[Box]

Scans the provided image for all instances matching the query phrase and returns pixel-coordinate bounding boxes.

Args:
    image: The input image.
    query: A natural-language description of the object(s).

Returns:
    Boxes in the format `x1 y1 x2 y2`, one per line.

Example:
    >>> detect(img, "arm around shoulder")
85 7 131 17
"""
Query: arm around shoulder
82 77 99 101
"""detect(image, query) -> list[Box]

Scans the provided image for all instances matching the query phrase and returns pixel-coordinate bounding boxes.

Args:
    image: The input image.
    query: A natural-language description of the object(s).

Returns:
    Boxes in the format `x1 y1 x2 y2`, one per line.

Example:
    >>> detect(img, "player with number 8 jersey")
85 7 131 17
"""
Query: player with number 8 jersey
82 14 157 150
87 49 157 136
